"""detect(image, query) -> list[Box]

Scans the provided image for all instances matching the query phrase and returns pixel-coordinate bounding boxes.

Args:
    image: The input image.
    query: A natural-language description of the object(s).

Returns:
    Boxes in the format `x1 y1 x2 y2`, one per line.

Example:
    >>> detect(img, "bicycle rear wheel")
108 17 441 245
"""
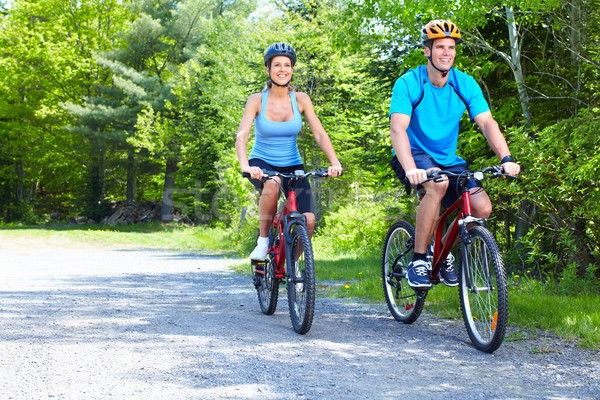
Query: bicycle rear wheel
459 225 508 353
255 228 279 315
287 224 315 334
382 221 425 324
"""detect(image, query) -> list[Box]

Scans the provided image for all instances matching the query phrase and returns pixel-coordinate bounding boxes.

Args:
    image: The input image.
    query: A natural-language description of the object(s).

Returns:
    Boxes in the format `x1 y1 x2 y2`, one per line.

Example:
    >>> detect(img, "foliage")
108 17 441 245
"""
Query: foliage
481 115 600 291
314 198 395 257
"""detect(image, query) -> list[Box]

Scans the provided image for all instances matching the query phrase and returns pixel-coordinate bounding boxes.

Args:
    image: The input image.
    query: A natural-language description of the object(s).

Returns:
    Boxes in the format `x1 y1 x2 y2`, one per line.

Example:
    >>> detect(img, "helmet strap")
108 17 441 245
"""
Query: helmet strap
427 56 450 77
270 79 291 88
425 42 450 78
268 67 293 87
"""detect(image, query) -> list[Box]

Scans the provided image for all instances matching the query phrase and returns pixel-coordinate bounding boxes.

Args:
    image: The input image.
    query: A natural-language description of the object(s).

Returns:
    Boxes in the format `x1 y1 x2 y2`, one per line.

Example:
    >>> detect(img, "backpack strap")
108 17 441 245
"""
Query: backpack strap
412 80 470 115
448 82 469 109
411 80 428 112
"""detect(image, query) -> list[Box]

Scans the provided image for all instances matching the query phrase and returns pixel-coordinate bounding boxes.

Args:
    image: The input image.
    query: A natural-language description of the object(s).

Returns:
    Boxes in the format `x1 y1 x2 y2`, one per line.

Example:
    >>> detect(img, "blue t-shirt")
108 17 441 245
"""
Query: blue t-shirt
389 65 490 166
249 90 303 167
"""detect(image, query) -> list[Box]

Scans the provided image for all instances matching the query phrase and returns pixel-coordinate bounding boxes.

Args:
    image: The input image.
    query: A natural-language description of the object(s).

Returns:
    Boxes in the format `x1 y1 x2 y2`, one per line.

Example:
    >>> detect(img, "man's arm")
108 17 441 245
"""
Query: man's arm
390 113 427 185
473 111 521 176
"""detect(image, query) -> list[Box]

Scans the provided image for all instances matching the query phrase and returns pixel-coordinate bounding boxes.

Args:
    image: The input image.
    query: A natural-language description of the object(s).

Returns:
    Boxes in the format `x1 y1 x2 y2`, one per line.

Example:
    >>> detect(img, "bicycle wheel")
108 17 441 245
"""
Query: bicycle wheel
287 224 315 334
459 225 508 353
256 228 279 315
382 221 425 324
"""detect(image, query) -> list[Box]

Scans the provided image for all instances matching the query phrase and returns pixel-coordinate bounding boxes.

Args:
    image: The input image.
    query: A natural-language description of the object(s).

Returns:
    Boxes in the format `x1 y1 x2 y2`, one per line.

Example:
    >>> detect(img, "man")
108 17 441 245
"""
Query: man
389 19 521 288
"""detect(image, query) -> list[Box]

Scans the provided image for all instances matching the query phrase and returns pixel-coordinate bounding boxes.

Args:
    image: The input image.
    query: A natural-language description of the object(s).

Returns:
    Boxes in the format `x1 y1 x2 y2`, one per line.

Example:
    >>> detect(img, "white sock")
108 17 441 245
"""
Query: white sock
257 236 269 246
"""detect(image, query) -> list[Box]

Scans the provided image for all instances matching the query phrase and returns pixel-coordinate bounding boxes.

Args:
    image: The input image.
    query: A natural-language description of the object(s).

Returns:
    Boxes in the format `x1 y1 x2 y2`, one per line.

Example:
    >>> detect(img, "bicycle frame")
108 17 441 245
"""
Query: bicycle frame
429 179 485 286
271 182 308 279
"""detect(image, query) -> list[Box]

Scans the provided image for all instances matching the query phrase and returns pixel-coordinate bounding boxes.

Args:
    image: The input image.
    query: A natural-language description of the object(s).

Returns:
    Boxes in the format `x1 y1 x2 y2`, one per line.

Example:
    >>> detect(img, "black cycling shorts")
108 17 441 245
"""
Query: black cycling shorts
246 158 315 214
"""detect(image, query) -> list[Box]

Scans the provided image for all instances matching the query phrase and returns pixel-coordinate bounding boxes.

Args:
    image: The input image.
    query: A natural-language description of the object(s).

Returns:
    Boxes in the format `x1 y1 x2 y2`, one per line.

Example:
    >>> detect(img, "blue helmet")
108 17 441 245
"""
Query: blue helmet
264 42 297 67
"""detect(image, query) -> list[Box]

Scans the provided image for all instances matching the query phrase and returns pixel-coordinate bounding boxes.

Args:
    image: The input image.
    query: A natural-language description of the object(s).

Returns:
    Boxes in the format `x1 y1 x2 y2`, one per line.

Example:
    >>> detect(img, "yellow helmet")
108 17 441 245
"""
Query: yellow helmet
421 20 462 45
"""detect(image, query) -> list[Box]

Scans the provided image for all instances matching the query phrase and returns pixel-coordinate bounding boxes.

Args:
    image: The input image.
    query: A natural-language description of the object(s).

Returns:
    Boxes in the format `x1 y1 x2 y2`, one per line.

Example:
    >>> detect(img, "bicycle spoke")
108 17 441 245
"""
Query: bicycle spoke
460 226 508 353
382 221 425 323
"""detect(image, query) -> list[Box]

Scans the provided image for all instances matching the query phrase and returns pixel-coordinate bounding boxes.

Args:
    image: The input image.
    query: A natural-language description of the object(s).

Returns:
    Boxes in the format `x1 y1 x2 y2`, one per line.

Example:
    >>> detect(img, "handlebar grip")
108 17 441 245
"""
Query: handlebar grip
242 172 250 178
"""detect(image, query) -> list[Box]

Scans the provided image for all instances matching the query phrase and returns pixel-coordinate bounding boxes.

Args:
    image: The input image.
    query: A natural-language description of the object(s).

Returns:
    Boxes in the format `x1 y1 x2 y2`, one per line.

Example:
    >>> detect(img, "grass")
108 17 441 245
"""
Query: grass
311 244 599 350
2 223 599 350
0 221 234 255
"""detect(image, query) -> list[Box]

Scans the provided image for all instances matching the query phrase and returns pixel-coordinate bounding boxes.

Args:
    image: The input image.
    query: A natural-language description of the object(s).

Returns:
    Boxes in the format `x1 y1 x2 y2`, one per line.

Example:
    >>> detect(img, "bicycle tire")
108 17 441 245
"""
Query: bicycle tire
459 225 508 353
256 228 279 315
287 224 315 334
382 221 425 324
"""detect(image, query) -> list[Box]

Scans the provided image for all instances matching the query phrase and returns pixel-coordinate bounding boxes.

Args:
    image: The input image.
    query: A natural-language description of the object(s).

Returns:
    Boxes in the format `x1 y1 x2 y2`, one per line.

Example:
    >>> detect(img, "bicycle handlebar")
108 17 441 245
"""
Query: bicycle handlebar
242 167 341 181
420 165 517 185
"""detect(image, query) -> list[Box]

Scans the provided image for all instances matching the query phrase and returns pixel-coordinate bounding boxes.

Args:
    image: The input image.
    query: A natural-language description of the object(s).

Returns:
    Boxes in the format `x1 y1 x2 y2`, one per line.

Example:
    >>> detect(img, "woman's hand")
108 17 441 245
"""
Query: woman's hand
328 164 343 177
242 165 264 180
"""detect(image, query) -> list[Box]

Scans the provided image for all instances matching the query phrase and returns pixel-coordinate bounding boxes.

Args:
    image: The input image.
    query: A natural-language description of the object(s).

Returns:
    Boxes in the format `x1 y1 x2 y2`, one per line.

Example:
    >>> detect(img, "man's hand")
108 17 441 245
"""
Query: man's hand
405 168 428 186
501 161 520 176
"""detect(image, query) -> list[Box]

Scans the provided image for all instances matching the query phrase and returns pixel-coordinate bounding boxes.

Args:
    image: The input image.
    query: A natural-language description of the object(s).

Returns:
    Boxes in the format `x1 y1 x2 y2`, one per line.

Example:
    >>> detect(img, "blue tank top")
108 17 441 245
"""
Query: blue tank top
249 90 303 167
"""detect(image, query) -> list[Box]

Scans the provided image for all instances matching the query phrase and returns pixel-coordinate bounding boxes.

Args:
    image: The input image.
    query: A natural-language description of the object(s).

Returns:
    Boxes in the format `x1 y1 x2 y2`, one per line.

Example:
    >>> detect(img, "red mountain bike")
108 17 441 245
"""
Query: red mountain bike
382 165 516 352
246 168 330 334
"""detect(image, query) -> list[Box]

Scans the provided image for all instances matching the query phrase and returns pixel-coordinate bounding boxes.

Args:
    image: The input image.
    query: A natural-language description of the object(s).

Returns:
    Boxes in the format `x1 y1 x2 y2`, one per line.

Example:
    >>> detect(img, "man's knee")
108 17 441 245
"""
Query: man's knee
473 198 492 219
423 180 448 200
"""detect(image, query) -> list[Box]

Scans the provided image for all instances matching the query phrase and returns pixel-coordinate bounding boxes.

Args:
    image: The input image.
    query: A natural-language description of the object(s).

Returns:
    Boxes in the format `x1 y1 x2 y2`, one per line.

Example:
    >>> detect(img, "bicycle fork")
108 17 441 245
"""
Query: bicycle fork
459 219 494 293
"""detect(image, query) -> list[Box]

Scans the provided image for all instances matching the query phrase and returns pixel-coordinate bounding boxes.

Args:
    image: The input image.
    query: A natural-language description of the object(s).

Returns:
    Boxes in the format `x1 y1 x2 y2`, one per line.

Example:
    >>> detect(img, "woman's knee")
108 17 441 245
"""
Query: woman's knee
304 212 316 231
261 179 279 198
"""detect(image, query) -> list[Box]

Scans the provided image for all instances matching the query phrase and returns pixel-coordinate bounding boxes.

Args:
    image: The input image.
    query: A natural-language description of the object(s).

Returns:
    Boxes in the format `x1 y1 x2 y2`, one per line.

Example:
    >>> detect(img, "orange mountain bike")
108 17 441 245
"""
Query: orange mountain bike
382 165 516 353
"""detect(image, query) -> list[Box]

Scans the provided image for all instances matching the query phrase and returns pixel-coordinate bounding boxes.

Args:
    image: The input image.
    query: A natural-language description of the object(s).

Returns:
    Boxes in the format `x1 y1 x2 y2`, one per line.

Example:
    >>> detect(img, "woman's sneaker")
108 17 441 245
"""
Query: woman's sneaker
249 237 269 261
439 253 459 287
406 259 432 289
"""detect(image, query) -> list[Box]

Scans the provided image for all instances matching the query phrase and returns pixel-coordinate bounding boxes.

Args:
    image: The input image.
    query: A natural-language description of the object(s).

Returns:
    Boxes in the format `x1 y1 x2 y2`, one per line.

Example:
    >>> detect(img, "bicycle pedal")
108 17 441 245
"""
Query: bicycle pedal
252 260 266 275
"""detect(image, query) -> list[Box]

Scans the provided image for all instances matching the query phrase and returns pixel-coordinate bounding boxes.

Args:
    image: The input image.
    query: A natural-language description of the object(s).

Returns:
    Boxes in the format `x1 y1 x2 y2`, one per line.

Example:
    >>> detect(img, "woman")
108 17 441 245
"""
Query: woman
235 42 342 261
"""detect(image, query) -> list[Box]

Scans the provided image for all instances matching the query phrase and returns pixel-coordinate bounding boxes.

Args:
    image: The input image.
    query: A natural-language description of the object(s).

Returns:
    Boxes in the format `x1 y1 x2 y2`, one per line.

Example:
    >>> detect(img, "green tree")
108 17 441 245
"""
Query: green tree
0 0 130 221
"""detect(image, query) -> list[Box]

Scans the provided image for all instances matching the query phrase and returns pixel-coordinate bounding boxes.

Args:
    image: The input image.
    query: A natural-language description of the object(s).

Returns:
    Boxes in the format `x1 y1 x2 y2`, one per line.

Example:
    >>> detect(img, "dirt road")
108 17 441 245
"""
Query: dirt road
0 247 598 399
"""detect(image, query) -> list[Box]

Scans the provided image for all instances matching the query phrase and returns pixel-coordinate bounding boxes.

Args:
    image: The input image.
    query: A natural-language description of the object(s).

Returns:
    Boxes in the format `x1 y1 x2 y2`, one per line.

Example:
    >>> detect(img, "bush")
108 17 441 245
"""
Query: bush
491 113 600 291
314 198 410 256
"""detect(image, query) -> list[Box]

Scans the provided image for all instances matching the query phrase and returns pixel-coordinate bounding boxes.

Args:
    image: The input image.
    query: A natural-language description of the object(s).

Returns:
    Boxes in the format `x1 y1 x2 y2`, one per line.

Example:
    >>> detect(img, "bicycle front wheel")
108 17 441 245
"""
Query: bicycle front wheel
382 221 425 324
256 233 279 315
287 224 315 334
459 225 508 353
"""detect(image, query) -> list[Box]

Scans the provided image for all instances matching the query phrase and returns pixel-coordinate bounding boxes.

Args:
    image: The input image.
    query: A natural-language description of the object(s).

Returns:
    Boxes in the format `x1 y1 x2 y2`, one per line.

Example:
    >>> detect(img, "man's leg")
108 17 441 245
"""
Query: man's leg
414 177 448 254
407 176 448 288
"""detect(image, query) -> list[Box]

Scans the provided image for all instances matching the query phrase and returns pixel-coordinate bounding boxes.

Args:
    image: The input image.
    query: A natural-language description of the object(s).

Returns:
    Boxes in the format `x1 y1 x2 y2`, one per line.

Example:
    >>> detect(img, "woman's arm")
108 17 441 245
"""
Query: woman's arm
296 92 342 176
235 94 263 179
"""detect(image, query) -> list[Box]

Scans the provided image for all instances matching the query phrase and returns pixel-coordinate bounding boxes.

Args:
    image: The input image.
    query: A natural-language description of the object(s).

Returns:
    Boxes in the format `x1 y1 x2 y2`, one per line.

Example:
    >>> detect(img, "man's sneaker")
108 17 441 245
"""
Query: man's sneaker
439 252 459 287
249 238 269 261
406 259 432 289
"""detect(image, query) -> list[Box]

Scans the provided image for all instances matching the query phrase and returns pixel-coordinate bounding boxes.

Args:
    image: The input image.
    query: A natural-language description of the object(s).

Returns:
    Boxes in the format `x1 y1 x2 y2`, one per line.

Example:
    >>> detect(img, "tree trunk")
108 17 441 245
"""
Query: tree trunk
126 149 137 202
160 158 179 222
85 144 107 219
505 6 533 127
568 0 582 114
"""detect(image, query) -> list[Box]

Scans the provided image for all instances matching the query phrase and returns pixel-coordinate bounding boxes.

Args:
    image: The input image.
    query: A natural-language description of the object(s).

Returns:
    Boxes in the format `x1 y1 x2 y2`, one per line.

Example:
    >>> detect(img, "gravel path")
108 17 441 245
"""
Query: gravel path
0 248 598 399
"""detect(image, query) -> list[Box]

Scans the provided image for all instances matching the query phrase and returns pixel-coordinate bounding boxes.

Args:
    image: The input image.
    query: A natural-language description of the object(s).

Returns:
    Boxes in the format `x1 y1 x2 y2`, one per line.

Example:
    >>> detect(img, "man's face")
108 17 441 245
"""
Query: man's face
424 37 456 70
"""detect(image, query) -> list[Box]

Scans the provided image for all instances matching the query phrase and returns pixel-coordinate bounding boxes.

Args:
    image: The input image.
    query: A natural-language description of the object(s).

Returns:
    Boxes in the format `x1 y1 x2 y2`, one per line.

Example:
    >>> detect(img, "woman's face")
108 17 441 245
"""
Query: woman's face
267 55 293 85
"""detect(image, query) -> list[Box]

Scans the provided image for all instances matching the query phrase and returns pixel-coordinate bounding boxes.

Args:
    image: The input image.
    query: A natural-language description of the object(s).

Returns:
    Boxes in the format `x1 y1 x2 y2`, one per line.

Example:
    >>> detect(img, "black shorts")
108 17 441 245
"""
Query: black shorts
247 158 315 214
391 149 482 208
